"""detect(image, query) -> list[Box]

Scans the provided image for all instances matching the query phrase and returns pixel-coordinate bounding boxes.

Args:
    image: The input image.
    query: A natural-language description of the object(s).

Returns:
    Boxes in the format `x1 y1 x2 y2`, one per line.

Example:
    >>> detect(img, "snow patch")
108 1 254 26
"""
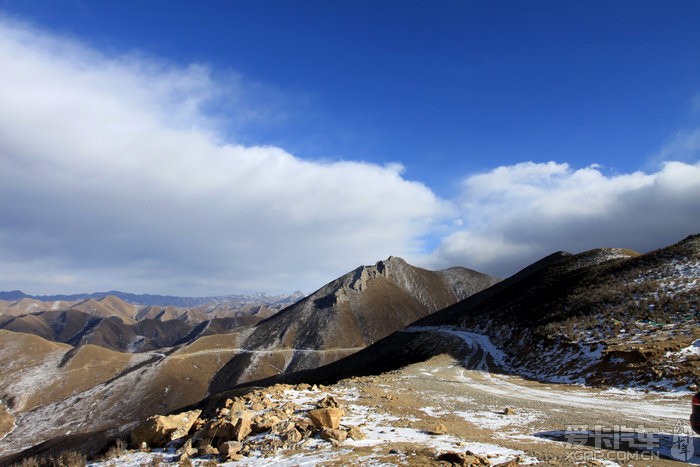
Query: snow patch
455 409 541 430
419 406 449 418
403 326 506 371
666 339 700 360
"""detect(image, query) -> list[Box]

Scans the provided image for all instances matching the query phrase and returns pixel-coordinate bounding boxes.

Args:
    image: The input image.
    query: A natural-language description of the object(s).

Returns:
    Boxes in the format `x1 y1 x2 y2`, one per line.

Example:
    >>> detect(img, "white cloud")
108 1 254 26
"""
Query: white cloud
1 15 699 296
425 159 700 276
0 17 447 295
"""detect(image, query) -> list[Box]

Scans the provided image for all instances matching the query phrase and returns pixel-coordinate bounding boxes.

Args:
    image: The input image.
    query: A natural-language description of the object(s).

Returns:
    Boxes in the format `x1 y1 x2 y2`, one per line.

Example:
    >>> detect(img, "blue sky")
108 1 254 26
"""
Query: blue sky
1 1 700 295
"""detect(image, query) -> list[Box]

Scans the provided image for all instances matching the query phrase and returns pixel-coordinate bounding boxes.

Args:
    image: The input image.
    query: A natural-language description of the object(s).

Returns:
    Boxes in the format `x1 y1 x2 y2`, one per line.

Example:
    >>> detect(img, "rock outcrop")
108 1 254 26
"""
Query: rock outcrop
130 409 201 447
127 384 361 462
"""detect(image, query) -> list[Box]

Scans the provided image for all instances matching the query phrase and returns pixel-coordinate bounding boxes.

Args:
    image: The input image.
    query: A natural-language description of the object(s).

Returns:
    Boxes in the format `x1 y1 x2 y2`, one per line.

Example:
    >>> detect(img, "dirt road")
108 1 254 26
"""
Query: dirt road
333 352 698 466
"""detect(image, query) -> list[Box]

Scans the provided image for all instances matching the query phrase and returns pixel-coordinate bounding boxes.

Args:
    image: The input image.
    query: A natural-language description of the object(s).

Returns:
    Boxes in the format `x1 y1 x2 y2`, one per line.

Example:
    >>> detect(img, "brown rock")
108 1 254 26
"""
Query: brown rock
465 450 492 466
253 413 282 433
320 427 348 444
130 409 202 447
229 400 247 412
437 450 491 466
281 428 303 444
316 395 341 408
232 411 253 441
502 407 516 415
251 403 266 411
191 417 207 433
197 444 218 457
347 425 366 440
271 419 296 435
177 439 197 458
0 403 15 441
280 402 297 415
308 407 344 429
218 440 243 461
208 419 235 440
294 418 316 437
493 460 520 467
437 452 468 465
430 422 448 435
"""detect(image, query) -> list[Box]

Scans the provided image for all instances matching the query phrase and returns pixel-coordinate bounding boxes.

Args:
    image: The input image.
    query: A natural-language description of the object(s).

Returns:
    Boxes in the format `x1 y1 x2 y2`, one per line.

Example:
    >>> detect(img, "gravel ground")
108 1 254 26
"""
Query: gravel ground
331 354 698 466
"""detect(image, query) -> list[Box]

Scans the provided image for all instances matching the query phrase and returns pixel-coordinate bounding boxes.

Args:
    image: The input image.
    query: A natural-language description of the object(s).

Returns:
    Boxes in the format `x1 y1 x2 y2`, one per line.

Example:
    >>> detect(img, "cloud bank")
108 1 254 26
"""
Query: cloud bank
426 159 700 276
1 16 699 295
0 17 445 294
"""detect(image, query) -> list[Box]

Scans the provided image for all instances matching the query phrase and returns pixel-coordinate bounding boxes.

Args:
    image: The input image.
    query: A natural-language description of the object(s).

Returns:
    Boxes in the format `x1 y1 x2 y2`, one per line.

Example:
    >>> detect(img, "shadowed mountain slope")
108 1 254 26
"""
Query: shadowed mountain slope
213 235 699 396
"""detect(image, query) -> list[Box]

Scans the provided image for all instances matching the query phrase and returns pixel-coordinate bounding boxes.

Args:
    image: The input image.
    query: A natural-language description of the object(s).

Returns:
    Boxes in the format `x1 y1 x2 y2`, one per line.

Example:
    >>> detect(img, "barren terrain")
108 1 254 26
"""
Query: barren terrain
91 352 697 466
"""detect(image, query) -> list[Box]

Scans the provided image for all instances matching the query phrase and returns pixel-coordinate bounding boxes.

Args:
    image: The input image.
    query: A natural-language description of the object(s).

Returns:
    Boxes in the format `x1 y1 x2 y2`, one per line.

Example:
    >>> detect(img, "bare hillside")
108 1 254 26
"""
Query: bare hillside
208 257 499 391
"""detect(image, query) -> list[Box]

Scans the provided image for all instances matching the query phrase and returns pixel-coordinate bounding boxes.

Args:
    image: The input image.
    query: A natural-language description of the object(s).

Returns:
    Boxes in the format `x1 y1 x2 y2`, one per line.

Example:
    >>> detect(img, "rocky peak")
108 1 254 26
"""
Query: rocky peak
348 256 409 292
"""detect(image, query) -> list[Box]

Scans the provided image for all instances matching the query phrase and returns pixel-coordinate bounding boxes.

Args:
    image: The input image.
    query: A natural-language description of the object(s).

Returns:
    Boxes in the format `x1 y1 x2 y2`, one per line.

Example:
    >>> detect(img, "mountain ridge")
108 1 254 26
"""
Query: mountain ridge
207 256 499 391
217 235 698 395
0 289 305 308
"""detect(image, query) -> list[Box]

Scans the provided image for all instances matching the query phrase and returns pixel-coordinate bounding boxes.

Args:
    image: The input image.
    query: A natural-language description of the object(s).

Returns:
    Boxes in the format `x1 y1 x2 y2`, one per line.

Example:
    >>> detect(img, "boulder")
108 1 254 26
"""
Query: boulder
281 428 303 443
294 418 317 437
347 425 366 440
320 427 348 444
308 407 344 430
130 409 201 447
437 450 490 466
271 419 296 435
253 413 282 433
208 419 235 440
430 422 448 435
176 439 197 458
437 451 468 465
316 395 341 408
0 402 14 440
218 440 243 461
502 407 516 415
231 411 253 441
279 402 297 415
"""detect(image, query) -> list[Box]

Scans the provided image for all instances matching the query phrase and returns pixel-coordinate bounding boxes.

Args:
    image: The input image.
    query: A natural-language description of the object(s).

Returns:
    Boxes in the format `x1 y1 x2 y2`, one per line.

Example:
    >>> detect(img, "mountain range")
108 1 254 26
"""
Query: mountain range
0 257 497 461
0 289 305 309
0 235 698 464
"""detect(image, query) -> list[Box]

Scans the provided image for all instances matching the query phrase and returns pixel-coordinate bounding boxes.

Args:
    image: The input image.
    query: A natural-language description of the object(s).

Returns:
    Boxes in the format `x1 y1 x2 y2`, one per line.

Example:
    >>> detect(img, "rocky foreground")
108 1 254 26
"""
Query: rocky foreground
78 353 697 466
116 381 526 467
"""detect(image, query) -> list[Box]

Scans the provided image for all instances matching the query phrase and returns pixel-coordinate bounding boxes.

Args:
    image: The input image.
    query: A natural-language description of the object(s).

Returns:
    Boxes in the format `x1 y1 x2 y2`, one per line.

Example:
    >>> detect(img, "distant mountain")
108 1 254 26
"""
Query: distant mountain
208 256 499 391
0 289 305 308
0 292 306 352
